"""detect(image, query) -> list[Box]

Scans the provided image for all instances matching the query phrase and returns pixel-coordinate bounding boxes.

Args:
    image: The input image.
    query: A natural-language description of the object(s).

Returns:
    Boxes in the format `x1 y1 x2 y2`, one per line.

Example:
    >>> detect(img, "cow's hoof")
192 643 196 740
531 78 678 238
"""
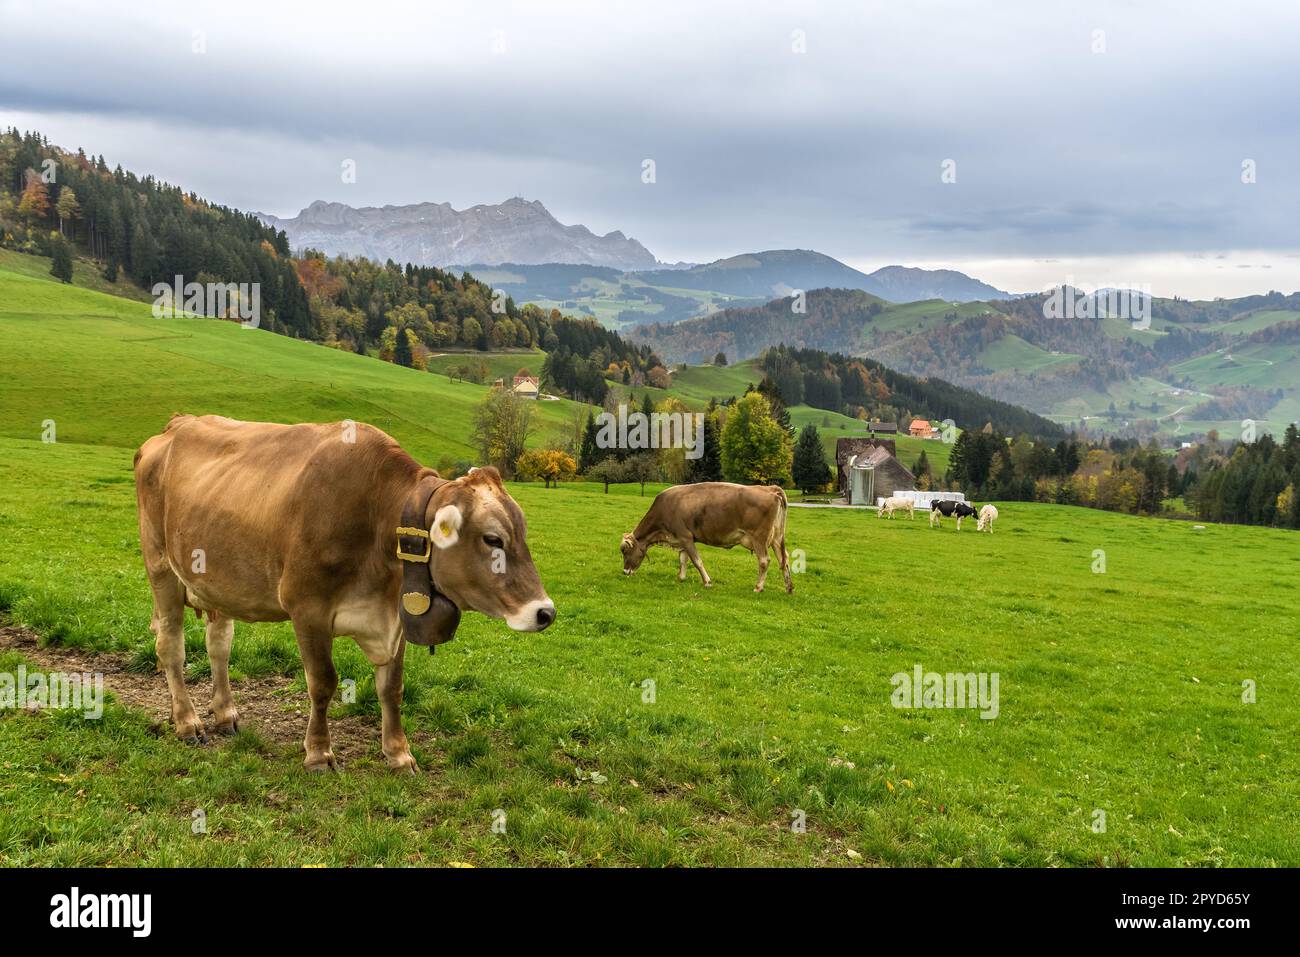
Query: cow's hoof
176 720 207 744
213 719 239 736
181 732 208 746
304 753 338 773
386 754 419 774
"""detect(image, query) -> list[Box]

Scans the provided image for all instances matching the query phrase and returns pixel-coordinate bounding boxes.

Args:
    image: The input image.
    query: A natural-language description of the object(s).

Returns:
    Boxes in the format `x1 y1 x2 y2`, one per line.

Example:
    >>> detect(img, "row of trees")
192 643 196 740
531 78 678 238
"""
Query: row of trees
940 421 1300 529
1185 427 1300 527
944 427 1175 515
475 385 828 495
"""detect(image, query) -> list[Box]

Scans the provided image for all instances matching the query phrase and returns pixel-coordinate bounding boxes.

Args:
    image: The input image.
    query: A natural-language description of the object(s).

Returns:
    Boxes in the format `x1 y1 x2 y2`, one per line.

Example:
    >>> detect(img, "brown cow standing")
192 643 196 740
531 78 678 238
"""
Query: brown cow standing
620 482 792 593
134 414 554 772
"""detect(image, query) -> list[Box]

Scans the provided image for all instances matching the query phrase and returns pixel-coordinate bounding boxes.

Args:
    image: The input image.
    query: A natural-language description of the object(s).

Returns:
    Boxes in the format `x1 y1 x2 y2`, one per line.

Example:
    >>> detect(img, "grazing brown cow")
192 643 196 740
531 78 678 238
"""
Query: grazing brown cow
134 414 554 772
620 482 792 593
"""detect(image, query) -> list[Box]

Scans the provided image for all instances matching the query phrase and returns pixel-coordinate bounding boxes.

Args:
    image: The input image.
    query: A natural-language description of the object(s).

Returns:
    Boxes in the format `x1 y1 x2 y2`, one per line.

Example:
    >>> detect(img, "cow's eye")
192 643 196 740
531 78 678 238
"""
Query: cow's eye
483 534 504 550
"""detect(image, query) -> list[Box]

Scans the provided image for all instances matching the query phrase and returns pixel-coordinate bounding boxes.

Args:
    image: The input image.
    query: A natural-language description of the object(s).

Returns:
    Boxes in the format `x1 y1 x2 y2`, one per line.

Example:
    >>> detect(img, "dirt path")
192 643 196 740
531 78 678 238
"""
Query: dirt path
0 625 405 763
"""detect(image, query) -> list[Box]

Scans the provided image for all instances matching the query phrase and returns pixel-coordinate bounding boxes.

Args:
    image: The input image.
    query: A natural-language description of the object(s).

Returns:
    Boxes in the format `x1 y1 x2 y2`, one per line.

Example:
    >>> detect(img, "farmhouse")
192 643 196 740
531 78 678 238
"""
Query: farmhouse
835 437 915 504
868 420 898 435
512 375 540 400
909 418 939 439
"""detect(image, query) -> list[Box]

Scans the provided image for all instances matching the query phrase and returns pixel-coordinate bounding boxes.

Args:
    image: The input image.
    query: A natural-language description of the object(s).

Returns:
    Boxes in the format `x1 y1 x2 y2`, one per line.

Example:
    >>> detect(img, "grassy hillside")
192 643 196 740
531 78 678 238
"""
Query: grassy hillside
0 267 590 462
0 248 152 302
977 334 1080 374
1 264 1297 866
424 349 546 385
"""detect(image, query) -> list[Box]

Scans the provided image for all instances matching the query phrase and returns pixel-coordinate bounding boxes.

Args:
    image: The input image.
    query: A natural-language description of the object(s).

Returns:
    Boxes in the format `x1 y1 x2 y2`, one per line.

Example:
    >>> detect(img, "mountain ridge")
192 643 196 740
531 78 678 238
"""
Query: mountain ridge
258 197 659 271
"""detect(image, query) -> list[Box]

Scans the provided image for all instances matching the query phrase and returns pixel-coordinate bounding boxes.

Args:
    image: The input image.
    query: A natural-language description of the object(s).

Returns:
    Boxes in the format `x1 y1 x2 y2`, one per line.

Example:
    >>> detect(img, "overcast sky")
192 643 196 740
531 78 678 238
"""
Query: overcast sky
3 0 1298 297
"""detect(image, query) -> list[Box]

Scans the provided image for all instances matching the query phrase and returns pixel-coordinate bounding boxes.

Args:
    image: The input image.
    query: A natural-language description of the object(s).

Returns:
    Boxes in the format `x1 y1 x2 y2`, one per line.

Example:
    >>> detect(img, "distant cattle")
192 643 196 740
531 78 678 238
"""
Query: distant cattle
135 414 554 772
621 482 792 593
977 504 999 532
930 499 978 530
877 496 915 520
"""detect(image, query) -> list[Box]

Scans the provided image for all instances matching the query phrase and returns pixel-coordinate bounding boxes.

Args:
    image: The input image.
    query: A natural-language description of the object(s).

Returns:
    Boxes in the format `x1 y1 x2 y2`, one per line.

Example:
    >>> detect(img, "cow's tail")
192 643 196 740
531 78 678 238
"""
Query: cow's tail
772 485 789 557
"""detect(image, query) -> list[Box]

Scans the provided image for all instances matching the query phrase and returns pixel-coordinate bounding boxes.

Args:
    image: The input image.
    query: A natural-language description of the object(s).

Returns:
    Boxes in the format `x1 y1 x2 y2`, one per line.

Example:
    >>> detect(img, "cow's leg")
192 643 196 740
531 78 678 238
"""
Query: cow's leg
682 541 711 587
677 550 689 582
775 540 793 594
204 613 238 735
149 575 205 743
754 547 770 593
374 642 416 773
293 622 338 771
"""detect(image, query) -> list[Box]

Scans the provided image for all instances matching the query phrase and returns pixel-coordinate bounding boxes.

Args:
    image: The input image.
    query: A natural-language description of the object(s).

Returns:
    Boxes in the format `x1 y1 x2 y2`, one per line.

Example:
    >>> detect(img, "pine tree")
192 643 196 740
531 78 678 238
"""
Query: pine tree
579 411 604 472
792 425 832 493
49 236 73 283
685 413 723 483
914 449 931 479
394 327 413 367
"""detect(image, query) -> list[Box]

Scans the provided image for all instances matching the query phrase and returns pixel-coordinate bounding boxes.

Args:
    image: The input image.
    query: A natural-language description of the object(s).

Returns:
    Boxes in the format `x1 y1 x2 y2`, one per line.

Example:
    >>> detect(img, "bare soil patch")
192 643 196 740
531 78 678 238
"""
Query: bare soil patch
0 625 413 765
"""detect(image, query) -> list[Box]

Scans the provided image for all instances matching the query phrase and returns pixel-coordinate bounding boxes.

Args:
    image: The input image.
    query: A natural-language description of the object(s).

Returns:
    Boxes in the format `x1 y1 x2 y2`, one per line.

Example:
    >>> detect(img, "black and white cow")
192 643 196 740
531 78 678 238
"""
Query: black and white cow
929 499 978 530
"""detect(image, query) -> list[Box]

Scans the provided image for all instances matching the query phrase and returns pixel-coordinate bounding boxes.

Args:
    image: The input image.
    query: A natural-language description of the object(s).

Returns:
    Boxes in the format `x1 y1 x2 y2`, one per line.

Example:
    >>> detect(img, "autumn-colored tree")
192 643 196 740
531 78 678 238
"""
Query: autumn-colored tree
516 448 577 488
378 325 398 362
18 176 49 222
54 187 79 236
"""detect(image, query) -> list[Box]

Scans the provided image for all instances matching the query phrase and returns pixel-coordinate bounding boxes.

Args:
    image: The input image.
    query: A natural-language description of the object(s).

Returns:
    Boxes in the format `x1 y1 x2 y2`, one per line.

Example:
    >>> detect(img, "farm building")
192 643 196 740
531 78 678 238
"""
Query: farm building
511 375 540 400
909 418 939 439
835 437 914 502
845 446 916 505
868 421 898 435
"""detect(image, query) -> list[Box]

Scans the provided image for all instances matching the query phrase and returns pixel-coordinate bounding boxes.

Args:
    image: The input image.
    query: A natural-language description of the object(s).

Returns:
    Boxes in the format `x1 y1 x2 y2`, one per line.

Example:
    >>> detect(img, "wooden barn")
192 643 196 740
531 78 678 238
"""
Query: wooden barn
835 437 915 502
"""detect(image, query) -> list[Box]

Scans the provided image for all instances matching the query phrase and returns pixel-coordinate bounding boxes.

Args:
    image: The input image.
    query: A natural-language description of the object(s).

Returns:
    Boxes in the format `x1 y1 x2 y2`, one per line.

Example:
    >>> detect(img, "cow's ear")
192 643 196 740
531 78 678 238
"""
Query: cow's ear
431 504 463 549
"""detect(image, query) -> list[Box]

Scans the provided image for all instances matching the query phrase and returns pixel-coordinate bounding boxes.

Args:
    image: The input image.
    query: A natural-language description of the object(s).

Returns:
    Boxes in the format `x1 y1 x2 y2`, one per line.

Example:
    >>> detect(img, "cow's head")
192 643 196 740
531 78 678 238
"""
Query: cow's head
424 467 555 632
620 532 647 574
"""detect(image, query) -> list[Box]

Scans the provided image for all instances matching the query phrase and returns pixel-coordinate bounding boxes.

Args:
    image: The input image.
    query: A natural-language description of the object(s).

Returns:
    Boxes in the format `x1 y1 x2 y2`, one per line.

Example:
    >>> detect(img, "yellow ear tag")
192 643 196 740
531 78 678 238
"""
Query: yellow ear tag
403 592 431 615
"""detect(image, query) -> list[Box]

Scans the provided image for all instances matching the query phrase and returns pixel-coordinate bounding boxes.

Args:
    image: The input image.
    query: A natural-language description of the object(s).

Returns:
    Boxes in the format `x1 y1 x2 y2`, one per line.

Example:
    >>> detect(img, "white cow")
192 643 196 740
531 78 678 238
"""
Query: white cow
977 504 999 532
877 496 915 520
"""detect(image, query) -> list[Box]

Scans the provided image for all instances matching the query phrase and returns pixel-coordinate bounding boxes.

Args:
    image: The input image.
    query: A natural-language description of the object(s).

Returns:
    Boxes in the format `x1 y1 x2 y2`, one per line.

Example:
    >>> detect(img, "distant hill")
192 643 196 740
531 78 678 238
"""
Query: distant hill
869 265 1012 302
630 251 1010 303
632 285 1300 440
632 250 886 299
259 197 658 271
632 288 889 363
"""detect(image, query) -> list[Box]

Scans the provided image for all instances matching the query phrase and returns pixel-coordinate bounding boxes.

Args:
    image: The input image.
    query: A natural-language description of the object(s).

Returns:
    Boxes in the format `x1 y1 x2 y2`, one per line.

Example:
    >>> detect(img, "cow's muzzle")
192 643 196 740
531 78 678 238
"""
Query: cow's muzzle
506 598 557 632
